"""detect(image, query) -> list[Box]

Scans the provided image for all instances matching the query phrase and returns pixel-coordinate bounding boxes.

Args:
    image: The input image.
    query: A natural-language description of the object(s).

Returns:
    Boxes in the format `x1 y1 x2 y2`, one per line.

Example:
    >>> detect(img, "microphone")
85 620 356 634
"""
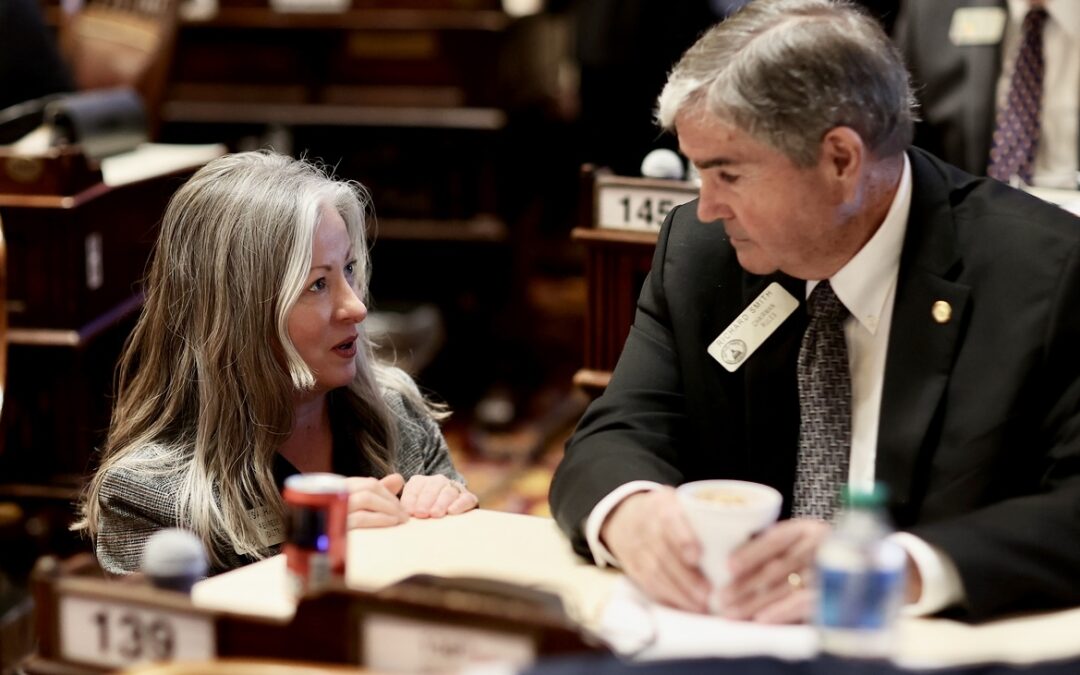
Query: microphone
640 148 685 180
141 529 208 594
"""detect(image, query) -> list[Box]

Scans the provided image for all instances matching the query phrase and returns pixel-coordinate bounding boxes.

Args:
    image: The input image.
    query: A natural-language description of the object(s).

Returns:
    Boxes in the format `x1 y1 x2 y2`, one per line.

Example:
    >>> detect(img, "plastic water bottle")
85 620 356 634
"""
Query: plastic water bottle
815 484 906 659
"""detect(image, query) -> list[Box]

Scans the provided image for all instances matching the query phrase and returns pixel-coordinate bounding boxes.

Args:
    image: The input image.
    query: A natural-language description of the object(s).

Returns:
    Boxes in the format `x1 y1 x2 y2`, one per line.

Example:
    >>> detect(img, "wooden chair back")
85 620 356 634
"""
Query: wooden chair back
59 0 179 137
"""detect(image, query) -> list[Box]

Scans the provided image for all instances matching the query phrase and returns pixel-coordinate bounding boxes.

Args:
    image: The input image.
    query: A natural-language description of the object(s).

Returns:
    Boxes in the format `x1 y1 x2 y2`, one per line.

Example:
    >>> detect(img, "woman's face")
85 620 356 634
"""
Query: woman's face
287 206 368 394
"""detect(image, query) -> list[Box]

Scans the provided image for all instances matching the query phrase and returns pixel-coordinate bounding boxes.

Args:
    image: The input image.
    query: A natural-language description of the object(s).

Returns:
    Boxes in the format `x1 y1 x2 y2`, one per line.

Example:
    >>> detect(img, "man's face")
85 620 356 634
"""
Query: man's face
676 110 852 280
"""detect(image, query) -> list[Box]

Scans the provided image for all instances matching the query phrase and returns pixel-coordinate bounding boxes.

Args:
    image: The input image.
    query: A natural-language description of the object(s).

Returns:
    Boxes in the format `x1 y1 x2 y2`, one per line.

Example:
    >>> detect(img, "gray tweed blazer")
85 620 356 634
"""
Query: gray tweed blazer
94 384 462 575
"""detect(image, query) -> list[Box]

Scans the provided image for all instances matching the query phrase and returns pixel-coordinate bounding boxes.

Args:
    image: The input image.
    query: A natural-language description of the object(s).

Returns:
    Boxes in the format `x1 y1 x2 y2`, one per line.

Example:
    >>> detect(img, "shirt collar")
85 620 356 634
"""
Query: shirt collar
808 153 911 335
1008 0 1080 42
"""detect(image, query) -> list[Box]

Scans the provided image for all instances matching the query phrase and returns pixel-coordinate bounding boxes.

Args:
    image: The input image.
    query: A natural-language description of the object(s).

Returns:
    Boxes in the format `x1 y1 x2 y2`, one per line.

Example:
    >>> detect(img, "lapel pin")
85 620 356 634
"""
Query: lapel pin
932 300 952 324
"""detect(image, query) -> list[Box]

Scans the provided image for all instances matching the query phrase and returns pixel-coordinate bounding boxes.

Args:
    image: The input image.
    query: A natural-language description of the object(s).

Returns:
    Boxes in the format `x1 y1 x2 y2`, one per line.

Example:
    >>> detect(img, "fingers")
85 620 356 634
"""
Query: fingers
345 476 407 529
401 475 477 518
640 533 711 612
446 489 479 515
602 489 710 613
347 508 408 529
753 588 815 624
380 473 405 496
720 519 829 622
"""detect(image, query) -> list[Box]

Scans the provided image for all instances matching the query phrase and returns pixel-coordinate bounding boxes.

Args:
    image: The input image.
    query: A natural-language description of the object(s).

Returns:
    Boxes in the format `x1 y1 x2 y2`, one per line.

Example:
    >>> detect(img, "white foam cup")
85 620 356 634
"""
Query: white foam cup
676 480 783 607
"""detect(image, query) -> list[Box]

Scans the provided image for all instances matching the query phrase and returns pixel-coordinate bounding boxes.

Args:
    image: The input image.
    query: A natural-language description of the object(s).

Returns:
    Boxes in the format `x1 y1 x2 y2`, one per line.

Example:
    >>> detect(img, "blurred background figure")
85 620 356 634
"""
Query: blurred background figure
895 0 1079 188
0 0 74 110
571 0 721 177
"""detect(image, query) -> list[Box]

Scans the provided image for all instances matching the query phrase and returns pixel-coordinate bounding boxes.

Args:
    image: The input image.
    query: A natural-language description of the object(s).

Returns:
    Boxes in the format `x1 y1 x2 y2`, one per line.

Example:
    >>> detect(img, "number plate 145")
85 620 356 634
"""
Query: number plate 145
597 185 695 232
60 596 215 669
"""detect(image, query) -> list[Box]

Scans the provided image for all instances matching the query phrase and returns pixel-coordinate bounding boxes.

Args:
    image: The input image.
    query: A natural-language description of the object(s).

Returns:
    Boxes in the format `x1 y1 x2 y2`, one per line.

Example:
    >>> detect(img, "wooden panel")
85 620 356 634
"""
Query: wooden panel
0 173 180 330
573 227 656 377
25 553 600 674
0 168 194 484
571 169 697 396
167 9 510 111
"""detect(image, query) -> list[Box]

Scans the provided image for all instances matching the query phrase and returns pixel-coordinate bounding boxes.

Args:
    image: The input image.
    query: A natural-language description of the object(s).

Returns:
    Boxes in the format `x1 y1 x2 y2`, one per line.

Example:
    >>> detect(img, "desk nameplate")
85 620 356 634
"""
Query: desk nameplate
59 594 215 669
361 611 535 672
595 177 697 232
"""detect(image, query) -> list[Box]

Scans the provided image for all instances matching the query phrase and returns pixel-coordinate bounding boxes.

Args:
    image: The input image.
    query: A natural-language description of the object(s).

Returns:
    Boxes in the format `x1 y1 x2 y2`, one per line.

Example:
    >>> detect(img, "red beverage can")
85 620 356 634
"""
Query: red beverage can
283 473 348 596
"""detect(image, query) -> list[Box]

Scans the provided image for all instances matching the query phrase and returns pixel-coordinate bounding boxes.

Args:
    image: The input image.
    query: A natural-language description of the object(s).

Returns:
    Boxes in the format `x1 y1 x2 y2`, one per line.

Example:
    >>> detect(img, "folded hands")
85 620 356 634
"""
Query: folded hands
345 473 478 529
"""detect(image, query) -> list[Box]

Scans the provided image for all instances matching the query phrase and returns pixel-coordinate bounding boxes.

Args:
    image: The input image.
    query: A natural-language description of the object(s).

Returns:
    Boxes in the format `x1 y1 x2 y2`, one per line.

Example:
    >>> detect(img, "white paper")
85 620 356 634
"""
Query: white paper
599 577 818 661
101 143 226 187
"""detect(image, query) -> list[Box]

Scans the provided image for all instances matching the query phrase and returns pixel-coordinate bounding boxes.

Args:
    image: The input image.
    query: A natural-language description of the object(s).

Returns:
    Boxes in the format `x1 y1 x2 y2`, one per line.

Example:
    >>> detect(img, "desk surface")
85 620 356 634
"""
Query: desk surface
193 510 618 629
193 509 1080 668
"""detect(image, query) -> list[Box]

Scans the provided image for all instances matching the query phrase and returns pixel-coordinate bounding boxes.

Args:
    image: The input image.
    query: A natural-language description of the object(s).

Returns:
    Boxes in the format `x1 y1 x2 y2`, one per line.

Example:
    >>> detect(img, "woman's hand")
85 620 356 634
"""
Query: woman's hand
400 474 478 519
345 474 408 528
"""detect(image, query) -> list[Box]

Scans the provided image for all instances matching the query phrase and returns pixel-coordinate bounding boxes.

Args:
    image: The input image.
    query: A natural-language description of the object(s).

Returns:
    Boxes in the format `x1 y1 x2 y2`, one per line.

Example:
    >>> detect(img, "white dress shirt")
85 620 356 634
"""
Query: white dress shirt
996 0 1080 188
584 154 964 615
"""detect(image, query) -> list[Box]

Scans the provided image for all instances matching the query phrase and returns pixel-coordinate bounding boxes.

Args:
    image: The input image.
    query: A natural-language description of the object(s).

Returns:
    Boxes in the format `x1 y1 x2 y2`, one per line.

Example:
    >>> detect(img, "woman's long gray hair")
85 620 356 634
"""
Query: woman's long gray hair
76 150 434 566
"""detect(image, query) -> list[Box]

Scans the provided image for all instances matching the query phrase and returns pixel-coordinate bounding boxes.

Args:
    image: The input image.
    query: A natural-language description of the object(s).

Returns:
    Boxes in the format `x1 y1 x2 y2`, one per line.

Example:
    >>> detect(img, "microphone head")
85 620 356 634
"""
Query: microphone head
141 528 208 594
640 148 685 180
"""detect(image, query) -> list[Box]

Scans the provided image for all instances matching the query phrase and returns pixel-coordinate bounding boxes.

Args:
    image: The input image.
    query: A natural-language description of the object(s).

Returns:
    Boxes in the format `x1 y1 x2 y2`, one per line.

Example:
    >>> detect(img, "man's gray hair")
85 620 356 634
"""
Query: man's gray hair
656 0 917 165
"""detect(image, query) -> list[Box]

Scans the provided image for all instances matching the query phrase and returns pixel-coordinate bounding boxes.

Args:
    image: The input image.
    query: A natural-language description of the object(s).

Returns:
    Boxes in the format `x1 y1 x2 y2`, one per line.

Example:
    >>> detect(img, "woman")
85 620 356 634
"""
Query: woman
76 151 478 574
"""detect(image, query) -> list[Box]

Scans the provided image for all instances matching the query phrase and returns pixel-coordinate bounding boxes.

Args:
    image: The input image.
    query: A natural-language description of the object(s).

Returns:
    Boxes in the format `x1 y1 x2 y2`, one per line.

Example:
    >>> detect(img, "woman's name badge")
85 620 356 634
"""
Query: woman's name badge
234 505 286 554
708 282 799 372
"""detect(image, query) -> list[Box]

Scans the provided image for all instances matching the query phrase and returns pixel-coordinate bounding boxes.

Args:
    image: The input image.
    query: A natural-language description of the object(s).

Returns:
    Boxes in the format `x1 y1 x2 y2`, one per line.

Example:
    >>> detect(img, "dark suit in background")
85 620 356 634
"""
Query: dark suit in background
550 148 1080 620
0 0 74 111
894 0 1079 178
572 0 719 176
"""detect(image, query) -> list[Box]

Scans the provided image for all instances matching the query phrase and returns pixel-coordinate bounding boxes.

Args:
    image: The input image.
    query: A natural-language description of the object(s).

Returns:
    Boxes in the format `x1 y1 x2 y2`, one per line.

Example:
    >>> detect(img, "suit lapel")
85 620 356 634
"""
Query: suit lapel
877 150 972 523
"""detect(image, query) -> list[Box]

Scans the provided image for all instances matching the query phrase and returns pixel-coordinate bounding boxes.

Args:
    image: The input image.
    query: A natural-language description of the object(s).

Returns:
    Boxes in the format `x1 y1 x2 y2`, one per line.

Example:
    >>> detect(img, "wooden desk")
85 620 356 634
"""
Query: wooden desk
195 509 1080 669
572 170 697 397
0 162 202 485
27 512 600 673
194 510 619 631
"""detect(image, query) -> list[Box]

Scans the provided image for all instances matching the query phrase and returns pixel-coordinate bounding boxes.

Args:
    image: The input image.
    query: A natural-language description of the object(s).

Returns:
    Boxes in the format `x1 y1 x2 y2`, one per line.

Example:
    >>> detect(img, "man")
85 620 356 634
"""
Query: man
550 0 1080 623
895 0 1079 187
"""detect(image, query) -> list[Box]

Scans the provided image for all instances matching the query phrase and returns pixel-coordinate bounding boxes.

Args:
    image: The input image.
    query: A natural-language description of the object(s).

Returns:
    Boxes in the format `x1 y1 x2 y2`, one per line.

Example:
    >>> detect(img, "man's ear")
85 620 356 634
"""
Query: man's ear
819 126 865 203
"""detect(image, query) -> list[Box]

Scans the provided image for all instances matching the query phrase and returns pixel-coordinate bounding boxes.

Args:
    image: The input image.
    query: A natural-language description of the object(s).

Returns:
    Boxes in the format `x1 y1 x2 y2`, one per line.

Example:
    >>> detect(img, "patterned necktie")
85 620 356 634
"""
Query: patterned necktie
792 281 851 521
988 7 1050 184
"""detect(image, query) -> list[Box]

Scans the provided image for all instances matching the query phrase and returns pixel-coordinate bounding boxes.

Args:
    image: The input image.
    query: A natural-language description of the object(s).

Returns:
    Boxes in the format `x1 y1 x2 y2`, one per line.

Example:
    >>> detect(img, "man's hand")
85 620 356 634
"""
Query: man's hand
400 474 478 518
719 518 830 623
601 488 711 613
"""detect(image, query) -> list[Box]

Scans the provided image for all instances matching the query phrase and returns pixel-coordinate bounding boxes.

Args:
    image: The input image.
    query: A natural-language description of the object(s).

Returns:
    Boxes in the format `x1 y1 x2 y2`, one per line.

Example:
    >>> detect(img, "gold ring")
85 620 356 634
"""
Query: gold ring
787 572 803 589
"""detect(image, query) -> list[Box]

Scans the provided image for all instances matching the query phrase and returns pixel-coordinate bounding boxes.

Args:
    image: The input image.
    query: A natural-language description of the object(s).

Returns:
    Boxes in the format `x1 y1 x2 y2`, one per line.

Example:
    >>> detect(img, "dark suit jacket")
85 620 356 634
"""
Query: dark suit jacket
894 0 1080 177
0 0 74 110
550 148 1080 621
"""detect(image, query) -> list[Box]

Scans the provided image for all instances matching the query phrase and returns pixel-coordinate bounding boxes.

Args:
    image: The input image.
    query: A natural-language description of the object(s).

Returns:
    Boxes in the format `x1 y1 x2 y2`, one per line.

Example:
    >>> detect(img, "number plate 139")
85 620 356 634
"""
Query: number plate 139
60 596 215 668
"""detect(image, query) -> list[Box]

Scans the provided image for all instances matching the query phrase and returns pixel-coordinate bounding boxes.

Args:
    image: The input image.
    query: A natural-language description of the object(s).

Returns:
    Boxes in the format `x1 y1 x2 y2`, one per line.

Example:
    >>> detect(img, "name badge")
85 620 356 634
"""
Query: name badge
235 505 285 554
708 282 799 372
949 7 1006 46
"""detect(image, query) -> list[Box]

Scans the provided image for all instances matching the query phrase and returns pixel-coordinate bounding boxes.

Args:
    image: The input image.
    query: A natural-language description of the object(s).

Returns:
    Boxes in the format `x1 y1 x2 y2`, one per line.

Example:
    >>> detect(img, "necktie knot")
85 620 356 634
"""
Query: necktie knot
807 281 848 325
1025 7 1049 30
